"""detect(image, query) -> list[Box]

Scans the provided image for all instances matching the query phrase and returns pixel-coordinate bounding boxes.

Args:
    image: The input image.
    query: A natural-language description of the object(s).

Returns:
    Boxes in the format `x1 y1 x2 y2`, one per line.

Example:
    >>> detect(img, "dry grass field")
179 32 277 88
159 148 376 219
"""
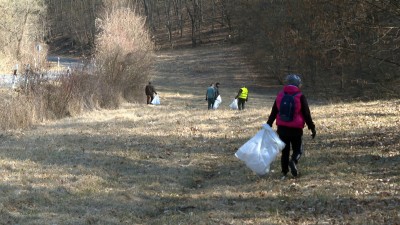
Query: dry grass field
0 45 399 224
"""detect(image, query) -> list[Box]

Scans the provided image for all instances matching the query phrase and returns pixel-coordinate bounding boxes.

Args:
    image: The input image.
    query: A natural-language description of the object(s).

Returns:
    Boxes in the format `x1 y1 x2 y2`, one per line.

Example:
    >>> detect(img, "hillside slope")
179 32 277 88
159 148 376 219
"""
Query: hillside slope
0 45 398 224
151 45 280 109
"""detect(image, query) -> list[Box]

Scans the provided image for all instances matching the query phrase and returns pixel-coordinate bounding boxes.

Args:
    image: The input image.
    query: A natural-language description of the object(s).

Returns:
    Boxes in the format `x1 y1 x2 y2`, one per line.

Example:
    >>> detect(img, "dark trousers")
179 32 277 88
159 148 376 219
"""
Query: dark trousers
238 98 246 110
279 134 303 175
207 98 215 109
147 95 154 104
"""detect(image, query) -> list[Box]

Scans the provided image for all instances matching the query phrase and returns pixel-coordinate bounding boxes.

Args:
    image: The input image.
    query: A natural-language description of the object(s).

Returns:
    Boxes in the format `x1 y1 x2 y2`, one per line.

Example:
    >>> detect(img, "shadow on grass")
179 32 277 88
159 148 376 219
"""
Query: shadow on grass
1 119 399 223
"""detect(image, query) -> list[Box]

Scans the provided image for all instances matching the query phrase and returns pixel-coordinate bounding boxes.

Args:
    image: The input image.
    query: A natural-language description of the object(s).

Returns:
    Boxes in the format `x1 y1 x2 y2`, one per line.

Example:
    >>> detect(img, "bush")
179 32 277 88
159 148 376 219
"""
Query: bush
95 7 155 108
0 5 155 130
0 0 47 74
0 91 34 130
0 69 100 130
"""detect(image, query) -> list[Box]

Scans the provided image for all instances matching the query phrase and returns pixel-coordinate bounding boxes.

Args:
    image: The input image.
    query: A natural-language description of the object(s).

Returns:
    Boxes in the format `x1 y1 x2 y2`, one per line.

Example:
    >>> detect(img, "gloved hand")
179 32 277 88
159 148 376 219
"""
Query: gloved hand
205 98 207 101
311 128 316 139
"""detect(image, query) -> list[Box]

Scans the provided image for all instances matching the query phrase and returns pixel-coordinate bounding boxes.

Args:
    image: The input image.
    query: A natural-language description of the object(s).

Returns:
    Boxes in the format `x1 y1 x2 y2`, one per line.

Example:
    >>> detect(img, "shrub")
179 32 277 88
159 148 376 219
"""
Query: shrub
0 91 34 130
95 7 155 108
0 5 155 130
0 0 47 74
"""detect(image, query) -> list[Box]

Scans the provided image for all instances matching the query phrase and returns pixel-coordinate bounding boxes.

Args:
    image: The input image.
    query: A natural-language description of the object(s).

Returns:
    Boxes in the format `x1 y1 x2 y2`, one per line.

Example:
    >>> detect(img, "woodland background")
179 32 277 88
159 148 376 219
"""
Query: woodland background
0 0 399 100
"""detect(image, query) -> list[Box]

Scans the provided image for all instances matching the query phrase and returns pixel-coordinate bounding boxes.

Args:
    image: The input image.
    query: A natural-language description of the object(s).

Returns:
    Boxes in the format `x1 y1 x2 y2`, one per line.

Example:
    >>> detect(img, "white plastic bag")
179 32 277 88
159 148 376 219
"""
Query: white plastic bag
213 95 222 109
235 124 285 176
151 94 160 105
229 99 238 110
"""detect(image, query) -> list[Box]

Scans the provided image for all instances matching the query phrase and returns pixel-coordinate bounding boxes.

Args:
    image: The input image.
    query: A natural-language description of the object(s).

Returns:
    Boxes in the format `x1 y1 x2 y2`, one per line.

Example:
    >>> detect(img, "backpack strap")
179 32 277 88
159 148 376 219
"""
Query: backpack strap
284 92 300 97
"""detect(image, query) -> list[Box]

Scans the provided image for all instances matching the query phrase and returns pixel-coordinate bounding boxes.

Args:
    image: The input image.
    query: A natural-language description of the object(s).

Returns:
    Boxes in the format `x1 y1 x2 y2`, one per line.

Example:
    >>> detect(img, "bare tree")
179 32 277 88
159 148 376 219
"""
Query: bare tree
45 0 101 55
0 0 47 70
239 0 399 98
185 0 201 47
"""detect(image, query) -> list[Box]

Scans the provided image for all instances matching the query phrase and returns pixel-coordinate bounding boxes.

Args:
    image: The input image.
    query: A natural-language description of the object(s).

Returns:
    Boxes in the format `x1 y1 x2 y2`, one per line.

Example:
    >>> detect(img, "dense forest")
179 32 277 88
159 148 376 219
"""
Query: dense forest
1 0 399 99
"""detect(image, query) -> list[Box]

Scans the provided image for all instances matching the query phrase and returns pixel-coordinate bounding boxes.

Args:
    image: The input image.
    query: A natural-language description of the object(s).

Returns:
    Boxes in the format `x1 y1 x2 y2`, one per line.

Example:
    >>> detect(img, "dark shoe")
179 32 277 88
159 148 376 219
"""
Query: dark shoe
289 160 298 177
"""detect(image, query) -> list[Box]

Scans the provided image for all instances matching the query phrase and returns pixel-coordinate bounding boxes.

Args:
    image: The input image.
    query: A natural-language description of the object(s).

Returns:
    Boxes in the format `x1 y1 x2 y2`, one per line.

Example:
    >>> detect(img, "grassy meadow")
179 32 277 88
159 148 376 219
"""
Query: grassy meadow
0 46 399 224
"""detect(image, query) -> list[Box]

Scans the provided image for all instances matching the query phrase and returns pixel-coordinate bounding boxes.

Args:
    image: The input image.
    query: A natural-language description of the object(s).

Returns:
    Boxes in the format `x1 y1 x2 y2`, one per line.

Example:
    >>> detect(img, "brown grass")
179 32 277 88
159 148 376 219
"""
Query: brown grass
0 89 34 129
0 45 398 224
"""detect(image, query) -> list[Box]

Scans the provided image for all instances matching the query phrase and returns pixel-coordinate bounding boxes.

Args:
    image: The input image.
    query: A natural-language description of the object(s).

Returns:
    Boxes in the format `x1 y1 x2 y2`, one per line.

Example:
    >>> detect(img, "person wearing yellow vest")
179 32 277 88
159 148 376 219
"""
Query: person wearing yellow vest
235 86 249 110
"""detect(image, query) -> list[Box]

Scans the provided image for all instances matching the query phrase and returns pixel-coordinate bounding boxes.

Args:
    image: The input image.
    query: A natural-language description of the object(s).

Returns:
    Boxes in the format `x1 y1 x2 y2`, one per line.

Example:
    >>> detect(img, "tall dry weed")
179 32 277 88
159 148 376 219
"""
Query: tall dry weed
0 69 100 130
95 7 155 107
0 92 33 129
0 6 155 129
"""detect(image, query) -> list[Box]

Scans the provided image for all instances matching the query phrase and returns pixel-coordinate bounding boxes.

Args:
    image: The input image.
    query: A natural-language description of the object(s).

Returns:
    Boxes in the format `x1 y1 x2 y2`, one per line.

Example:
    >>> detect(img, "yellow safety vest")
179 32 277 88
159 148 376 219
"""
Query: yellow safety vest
238 87 248 99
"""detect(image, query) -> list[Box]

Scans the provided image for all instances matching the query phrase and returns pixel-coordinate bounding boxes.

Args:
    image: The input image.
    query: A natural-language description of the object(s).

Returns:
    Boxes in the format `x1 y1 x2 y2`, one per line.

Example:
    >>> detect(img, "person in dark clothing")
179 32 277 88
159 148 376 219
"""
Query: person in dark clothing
205 83 216 110
12 67 17 89
267 74 316 179
235 86 249 110
145 82 157 104
214 82 220 98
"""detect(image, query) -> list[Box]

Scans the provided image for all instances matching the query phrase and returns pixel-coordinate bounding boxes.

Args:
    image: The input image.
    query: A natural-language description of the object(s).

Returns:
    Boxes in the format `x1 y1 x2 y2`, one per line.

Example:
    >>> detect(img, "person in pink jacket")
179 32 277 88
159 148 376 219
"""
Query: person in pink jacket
267 74 316 179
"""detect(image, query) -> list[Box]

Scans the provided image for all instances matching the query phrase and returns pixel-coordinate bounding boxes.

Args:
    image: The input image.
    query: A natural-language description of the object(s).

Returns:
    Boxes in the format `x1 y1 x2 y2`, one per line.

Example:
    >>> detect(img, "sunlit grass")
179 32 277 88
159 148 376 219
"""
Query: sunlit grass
0 92 398 224
0 46 398 224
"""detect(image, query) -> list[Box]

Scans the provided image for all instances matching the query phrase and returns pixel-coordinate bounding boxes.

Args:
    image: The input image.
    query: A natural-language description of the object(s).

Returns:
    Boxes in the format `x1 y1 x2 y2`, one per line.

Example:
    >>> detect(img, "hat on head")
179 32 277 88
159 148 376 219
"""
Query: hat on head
285 74 301 87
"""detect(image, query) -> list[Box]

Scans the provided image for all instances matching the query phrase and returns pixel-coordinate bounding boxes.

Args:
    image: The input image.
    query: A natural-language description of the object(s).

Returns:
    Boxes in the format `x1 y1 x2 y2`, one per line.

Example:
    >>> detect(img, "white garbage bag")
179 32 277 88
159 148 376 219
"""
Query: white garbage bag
213 95 222 109
229 99 238 110
151 94 160 105
235 124 285 176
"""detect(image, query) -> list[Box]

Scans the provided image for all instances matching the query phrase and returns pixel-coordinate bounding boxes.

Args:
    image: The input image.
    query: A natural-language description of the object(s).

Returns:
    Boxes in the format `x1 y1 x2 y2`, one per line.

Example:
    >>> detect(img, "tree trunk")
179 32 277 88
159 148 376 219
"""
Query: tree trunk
16 11 30 61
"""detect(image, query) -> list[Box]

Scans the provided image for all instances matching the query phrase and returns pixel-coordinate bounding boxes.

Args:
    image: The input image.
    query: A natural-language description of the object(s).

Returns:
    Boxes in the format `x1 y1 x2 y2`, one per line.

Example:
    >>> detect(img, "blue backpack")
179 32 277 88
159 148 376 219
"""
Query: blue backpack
279 92 299 122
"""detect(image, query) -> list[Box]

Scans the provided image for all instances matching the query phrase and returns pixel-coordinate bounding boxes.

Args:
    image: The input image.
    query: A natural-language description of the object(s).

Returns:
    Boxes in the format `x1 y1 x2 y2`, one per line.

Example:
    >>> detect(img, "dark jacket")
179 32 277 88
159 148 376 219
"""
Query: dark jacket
215 86 220 98
145 84 157 95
